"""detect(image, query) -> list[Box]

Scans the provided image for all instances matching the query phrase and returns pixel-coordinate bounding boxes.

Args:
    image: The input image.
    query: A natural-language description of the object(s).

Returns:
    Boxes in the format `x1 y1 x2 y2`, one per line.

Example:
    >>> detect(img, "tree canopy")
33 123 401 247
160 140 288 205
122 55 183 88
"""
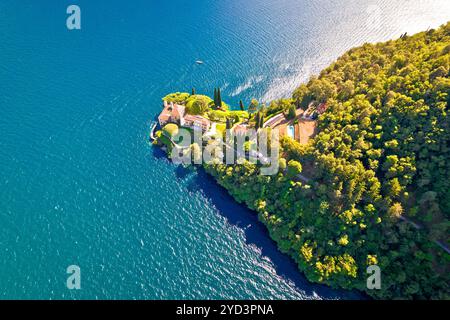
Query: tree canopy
204 23 450 299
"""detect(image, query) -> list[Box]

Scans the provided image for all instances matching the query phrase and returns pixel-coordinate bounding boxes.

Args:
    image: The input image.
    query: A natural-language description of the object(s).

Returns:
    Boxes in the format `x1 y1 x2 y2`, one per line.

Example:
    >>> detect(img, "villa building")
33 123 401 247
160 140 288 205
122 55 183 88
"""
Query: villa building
158 101 186 127
158 100 211 132
263 105 317 145
184 114 211 132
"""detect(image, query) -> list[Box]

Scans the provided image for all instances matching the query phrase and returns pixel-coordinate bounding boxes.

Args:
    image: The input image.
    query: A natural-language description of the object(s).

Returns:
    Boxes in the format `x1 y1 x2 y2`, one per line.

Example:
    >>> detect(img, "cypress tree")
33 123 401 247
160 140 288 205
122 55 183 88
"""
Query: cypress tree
239 100 244 111
255 112 260 130
213 88 218 107
191 88 196 95
217 88 222 108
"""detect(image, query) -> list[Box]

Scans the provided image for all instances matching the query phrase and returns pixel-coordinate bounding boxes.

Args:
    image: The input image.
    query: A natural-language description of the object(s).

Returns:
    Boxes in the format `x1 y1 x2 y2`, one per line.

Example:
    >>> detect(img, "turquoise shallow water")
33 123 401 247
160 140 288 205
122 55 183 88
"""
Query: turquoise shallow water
0 0 449 299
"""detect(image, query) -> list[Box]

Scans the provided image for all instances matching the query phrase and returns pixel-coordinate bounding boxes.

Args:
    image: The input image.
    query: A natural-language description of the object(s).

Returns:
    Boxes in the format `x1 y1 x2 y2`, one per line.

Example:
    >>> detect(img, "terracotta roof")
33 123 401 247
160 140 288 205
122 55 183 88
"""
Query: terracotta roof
172 104 185 119
158 101 185 122
158 113 170 121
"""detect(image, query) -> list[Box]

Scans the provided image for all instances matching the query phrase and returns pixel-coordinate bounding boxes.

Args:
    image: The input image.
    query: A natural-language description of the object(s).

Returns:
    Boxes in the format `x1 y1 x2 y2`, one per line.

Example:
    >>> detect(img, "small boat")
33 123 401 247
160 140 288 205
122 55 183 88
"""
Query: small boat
195 60 204 65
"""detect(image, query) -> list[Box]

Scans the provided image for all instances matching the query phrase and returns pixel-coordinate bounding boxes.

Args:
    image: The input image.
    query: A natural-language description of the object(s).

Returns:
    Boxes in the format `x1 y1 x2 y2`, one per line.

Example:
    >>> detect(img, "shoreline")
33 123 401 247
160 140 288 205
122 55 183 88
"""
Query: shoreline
192 166 367 300
150 22 450 300
151 142 366 299
150 102 366 299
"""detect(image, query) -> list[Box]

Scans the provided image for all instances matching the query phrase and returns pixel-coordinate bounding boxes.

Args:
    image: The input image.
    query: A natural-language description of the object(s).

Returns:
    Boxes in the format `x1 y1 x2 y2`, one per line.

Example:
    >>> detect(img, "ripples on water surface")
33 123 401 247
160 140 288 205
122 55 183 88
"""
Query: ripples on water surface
0 0 449 299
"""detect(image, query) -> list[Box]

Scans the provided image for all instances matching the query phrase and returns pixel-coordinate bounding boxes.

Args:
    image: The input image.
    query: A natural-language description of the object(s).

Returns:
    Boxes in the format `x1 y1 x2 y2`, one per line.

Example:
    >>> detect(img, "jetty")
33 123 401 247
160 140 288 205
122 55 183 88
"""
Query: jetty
149 121 158 142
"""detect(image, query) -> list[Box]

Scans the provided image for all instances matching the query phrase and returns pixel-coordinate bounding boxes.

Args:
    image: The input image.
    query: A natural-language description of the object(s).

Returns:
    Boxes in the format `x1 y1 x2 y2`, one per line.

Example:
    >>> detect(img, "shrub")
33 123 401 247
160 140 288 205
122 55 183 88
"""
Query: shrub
162 92 190 104
162 123 179 137
186 95 213 115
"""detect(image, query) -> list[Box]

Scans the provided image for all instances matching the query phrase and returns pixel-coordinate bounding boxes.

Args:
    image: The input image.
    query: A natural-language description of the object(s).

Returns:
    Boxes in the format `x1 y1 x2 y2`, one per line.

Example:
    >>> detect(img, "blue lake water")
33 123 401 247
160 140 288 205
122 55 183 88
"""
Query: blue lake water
0 0 449 299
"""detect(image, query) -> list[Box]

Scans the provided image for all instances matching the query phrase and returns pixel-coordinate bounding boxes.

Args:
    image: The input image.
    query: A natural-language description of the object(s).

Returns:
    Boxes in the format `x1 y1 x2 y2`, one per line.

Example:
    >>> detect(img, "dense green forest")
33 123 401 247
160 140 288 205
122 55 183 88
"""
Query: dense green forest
203 23 449 299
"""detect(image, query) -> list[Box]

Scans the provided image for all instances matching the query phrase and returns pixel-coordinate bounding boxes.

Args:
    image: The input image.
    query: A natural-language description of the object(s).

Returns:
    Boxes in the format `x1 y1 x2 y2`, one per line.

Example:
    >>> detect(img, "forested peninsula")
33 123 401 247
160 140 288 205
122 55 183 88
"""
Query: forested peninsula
155 23 450 299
